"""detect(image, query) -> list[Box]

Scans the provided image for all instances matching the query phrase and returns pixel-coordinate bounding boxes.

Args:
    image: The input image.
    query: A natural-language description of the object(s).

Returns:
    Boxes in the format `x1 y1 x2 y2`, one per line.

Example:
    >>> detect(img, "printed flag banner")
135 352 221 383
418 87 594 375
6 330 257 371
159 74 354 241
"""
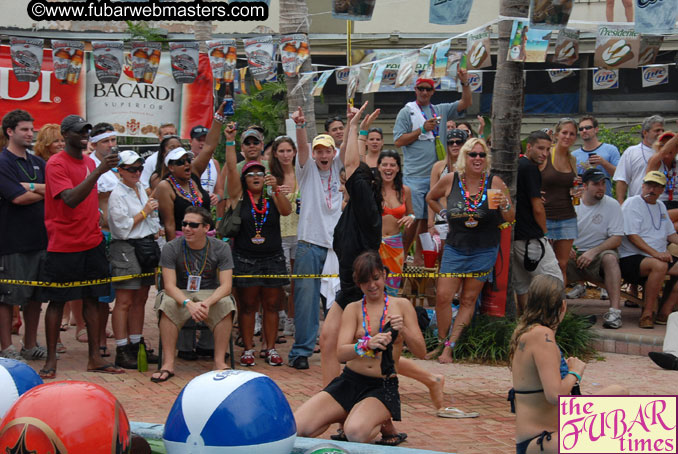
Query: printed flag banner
335 66 350 85
279 34 310 77
635 0 678 35
244 35 276 81
552 28 579 66
548 69 574 83
594 26 639 69
638 36 663 66
52 40 85 85
364 62 386 93
91 41 124 84
10 37 44 82
347 66 360 101
429 40 451 79
457 71 482 93
395 51 419 88
642 65 669 87
507 21 551 63
169 42 199 84
429 0 473 25
207 39 237 84
311 70 334 96
466 27 491 70
332 0 376 21
592 68 619 90
129 42 161 84
529 0 573 30
445 51 464 78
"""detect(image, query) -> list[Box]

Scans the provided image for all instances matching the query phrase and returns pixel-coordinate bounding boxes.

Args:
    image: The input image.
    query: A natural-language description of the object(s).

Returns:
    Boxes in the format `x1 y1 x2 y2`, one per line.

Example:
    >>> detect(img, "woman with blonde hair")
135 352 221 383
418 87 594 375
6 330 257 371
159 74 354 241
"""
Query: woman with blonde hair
426 138 514 363
33 124 65 161
509 275 626 454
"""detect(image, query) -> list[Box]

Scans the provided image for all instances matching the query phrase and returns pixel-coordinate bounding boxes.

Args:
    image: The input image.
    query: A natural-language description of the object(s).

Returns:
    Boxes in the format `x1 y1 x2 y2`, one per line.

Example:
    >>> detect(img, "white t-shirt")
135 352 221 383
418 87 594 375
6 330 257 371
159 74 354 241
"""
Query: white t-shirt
296 153 343 248
619 195 676 258
140 151 158 189
90 152 120 193
200 159 218 194
573 195 623 251
613 143 654 199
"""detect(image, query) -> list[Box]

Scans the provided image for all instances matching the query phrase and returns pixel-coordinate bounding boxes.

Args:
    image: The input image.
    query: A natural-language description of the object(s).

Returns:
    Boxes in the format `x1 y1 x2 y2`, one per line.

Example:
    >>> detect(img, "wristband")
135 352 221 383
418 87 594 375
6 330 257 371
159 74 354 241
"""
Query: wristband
420 125 426 134
501 203 511 212
354 337 375 358
295 123 306 129
217 217 223 221
408 213 416 219
182 298 191 307
216 193 223 202
460 81 470 87
140 210 147 219
225 140 235 146
359 130 368 136
438 208 448 219
567 371 581 382
29 182 35 191
214 113 227 123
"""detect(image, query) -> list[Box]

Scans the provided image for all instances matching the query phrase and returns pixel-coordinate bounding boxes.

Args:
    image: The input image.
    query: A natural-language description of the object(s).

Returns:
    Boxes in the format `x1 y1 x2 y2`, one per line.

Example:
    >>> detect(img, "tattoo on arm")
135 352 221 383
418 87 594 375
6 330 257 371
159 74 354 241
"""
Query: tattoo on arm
518 341 526 352
545 334 553 343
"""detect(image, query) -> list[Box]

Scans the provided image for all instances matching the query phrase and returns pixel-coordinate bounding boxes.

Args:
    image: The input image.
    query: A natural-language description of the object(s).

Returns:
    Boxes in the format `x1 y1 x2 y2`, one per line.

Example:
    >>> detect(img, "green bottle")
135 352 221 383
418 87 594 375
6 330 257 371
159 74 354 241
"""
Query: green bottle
137 342 148 372
435 136 446 161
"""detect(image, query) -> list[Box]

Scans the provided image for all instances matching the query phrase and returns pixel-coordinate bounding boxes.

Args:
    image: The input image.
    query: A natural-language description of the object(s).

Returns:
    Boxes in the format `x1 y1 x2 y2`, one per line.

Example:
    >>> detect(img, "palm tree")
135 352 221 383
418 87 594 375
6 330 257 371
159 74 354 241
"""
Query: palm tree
490 0 529 318
279 0 318 138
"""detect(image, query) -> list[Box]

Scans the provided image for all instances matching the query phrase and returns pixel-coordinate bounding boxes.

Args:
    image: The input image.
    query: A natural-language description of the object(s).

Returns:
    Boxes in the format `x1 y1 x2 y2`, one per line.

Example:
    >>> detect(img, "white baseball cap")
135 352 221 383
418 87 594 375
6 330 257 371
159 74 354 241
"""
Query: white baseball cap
118 150 142 166
164 147 194 167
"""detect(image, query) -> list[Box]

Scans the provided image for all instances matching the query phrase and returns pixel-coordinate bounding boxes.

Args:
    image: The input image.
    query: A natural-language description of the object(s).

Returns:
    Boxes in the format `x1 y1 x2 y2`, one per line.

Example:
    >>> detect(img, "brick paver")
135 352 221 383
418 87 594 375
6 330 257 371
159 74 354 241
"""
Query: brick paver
9 291 677 453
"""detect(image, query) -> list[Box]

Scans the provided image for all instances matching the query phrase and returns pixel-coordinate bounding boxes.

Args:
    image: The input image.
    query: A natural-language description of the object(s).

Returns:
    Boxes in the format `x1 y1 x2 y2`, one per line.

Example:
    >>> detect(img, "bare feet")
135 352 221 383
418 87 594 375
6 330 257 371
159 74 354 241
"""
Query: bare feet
427 374 445 410
437 346 453 364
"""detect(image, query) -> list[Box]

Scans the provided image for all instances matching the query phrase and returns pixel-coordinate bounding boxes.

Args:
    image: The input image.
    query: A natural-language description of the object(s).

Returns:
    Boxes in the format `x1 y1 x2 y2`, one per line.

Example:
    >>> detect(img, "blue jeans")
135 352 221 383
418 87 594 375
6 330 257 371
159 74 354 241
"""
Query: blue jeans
288 241 328 362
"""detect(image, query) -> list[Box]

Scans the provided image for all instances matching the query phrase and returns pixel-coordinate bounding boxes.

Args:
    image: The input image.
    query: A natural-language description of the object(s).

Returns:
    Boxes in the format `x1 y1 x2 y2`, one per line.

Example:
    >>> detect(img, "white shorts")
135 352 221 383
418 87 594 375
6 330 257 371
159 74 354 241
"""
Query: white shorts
511 238 563 295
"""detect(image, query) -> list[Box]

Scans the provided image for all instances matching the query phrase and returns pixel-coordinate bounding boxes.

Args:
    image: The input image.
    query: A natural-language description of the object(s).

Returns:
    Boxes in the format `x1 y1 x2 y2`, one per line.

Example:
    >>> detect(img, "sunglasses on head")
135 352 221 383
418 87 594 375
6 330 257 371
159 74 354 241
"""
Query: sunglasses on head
448 139 465 146
468 152 487 158
121 165 143 173
243 139 261 146
369 127 383 134
181 221 203 228
169 157 192 166
416 86 433 92
245 171 265 178
579 125 594 131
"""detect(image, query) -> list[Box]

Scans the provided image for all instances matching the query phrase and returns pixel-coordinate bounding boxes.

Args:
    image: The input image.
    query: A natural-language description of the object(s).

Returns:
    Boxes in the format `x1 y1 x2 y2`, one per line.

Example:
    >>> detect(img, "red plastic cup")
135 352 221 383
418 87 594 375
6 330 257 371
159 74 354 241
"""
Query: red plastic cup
423 250 438 268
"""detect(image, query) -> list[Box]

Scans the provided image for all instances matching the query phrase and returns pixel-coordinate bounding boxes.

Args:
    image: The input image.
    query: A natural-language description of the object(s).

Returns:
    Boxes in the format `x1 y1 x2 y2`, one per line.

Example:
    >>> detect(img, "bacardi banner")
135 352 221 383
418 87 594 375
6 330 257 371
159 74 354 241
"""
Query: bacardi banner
0 46 85 129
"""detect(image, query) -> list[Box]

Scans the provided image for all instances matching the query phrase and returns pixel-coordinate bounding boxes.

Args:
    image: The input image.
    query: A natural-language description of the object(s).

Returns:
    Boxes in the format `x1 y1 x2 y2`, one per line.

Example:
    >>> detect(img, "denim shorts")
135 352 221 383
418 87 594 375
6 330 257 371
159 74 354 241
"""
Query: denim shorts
402 176 430 220
233 251 289 288
440 244 498 282
545 217 578 241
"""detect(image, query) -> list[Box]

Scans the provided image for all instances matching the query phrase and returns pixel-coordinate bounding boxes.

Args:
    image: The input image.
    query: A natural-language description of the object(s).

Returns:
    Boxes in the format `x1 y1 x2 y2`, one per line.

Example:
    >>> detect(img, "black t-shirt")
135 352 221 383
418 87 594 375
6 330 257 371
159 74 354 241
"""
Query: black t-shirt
169 174 211 232
0 149 48 255
515 156 545 241
233 192 283 257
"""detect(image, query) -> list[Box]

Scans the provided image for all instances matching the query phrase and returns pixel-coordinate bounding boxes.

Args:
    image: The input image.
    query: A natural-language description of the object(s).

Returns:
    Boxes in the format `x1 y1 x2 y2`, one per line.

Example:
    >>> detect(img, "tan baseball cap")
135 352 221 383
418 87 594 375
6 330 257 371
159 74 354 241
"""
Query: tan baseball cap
644 170 667 186
312 134 335 150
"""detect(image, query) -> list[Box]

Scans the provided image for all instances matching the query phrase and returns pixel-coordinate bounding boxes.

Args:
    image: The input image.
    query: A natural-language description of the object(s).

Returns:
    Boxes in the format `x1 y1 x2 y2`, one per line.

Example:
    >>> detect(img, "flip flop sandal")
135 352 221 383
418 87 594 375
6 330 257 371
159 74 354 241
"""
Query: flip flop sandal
376 433 407 446
75 328 87 343
60 323 69 332
100 346 111 357
276 335 287 344
330 429 347 442
57 342 67 354
150 369 175 383
87 363 124 374
39 368 56 379
436 407 480 418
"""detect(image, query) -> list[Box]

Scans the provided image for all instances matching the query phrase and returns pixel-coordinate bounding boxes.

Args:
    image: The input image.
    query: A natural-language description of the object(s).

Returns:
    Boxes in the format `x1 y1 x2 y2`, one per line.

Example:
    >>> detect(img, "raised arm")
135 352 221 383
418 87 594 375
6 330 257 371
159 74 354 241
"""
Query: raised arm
344 101 369 180
192 102 226 177
223 122 242 204
456 66 472 113
292 107 310 167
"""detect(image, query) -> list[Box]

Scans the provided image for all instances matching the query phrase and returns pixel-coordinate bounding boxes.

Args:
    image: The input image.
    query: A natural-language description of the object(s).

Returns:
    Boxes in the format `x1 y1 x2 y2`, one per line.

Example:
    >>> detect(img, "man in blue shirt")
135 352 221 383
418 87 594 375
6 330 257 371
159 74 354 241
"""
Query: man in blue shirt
572 115 620 196
393 69 471 263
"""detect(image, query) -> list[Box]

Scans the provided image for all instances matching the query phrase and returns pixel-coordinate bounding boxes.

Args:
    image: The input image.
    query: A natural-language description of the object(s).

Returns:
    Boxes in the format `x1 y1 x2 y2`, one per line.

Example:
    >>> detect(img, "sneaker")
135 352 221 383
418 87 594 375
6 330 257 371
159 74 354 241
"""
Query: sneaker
600 288 609 300
290 356 309 370
278 311 287 331
266 348 283 366
566 284 586 299
0 345 25 362
602 308 622 329
20 344 47 360
254 313 262 337
240 349 256 367
283 317 295 336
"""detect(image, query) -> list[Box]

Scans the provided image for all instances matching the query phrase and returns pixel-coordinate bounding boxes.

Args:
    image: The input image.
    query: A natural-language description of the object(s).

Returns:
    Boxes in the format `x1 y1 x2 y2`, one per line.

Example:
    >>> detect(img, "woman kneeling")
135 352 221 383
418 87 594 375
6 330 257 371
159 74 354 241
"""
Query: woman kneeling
295 251 426 443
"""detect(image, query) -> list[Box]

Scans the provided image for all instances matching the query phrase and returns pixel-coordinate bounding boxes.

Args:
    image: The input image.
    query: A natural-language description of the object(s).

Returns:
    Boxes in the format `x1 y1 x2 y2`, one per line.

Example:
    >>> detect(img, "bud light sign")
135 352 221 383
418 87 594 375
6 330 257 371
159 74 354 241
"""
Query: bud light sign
642 65 669 87
592 68 619 90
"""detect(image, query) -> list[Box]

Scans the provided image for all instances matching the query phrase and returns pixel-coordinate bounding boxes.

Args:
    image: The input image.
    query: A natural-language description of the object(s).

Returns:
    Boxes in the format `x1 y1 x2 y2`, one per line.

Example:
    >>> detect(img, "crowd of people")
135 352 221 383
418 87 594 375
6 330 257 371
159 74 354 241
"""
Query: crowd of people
0 69 674 450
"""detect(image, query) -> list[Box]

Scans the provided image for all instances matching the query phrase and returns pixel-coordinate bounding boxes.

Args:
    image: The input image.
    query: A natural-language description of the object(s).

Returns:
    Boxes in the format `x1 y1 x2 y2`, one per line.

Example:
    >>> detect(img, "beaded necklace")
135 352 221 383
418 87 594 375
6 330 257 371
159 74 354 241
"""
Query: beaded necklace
247 189 269 244
182 238 209 277
362 293 389 338
320 167 333 210
168 174 202 206
459 172 488 228
16 157 37 181
645 200 662 231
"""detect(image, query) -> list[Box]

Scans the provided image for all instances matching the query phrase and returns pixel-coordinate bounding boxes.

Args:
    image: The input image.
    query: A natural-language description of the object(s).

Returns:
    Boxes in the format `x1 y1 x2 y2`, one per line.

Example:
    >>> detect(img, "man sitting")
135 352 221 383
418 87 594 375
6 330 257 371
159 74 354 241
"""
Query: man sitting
152 206 236 382
619 171 678 329
566 169 624 328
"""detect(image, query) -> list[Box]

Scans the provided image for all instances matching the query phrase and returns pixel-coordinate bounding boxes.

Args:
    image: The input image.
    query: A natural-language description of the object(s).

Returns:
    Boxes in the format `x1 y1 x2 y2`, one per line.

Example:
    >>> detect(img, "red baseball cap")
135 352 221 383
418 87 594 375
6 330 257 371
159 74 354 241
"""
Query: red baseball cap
658 131 676 143
415 78 435 88
241 160 266 175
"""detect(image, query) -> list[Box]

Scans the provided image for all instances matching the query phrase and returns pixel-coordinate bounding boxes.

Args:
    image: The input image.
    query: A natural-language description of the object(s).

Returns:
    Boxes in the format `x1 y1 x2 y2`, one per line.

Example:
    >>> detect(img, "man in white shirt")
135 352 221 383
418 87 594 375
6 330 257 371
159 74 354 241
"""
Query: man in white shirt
288 108 344 370
567 169 624 328
619 171 678 328
140 123 178 190
613 115 665 204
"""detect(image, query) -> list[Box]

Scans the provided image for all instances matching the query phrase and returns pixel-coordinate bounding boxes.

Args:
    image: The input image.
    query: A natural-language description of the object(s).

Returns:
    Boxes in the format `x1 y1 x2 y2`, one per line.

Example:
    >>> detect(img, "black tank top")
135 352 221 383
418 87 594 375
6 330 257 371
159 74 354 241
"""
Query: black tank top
233 192 283 257
169 173 211 232
445 172 502 250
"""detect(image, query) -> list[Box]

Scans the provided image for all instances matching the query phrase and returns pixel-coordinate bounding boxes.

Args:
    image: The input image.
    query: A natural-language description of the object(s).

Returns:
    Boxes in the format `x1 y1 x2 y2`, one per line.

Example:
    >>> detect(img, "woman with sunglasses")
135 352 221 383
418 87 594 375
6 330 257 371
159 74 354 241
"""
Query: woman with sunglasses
149 135 183 190
221 120 292 366
426 138 514 364
270 136 300 339
107 150 161 369
540 118 580 283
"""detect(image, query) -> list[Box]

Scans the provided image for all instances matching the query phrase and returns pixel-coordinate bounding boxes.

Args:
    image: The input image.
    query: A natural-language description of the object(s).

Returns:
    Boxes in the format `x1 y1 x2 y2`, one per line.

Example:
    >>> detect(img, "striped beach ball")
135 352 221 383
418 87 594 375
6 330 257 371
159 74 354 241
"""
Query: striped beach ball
0 358 42 420
164 370 296 454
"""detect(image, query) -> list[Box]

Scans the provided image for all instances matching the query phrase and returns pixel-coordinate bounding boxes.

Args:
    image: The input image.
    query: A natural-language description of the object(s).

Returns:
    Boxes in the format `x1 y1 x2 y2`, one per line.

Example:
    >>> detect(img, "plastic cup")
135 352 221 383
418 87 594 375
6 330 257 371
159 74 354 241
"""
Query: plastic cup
423 250 438 268
487 189 501 209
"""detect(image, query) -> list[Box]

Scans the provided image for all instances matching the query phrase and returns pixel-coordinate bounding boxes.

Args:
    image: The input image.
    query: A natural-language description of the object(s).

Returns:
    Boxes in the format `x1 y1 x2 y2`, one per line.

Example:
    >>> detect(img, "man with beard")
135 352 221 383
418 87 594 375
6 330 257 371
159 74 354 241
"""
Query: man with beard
40 115 123 378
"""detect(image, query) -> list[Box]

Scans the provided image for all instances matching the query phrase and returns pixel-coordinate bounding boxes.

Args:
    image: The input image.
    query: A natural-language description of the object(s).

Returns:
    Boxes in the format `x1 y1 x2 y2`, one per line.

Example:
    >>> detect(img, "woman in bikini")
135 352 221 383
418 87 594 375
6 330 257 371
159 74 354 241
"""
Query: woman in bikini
509 275 626 454
295 251 426 444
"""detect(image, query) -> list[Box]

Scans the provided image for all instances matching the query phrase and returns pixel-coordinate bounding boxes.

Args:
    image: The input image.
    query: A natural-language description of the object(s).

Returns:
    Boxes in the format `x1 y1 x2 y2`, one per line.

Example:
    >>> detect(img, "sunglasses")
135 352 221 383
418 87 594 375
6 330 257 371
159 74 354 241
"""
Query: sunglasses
448 139 465 146
416 86 434 92
120 165 143 173
243 139 262 146
181 221 203 228
169 157 192 166
192 127 208 135
245 171 265 178
468 152 487 158
579 125 594 131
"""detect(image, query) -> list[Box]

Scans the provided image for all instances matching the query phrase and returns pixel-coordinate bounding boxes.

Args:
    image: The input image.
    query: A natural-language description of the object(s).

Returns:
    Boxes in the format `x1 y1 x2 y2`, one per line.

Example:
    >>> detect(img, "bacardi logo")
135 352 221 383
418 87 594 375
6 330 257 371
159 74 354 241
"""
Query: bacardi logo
0 69 54 103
